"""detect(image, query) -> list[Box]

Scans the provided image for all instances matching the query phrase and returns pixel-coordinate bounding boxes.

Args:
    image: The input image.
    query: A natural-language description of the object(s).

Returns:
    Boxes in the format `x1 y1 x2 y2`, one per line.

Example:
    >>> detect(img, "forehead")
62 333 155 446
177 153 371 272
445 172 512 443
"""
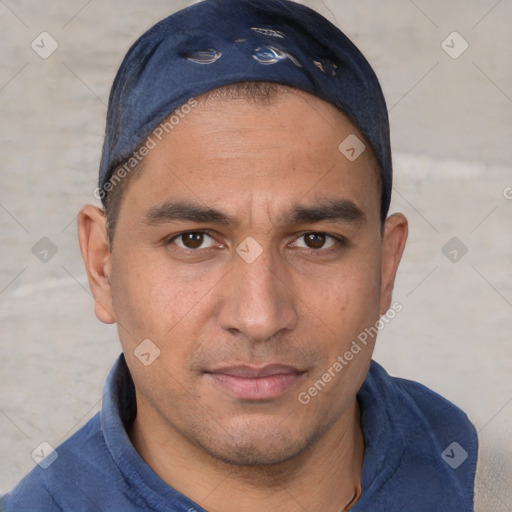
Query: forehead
121 89 381 224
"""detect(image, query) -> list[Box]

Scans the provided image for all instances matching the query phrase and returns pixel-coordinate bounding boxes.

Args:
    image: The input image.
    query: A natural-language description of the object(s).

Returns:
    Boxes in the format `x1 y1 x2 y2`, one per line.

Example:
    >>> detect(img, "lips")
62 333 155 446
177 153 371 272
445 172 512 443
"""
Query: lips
205 364 306 401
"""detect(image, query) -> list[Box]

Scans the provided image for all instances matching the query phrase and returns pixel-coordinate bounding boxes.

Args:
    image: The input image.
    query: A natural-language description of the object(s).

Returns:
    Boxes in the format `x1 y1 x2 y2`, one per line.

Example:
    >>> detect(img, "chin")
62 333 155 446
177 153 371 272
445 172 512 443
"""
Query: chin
191 417 327 467
204 439 307 467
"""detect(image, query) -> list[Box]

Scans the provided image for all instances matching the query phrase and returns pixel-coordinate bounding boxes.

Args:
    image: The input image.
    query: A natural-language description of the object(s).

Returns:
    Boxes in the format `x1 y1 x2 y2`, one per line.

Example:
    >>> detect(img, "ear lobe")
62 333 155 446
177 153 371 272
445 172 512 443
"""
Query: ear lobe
77 205 116 324
380 213 408 315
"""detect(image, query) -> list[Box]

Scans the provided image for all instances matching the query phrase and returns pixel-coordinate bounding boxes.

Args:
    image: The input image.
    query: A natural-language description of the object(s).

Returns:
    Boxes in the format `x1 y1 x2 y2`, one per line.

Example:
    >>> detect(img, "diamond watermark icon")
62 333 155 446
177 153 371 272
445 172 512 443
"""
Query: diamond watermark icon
31 32 59 59
236 236 263 264
32 237 58 263
134 339 160 366
441 237 468 263
31 441 58 469
441 32 468 59
442 442 468 469
338 134 365 161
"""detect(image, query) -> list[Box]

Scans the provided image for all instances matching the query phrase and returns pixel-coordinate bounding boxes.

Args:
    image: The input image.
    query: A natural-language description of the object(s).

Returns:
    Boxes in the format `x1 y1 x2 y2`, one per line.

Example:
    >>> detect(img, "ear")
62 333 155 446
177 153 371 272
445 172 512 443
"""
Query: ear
379 213 408 315
77 205 116 324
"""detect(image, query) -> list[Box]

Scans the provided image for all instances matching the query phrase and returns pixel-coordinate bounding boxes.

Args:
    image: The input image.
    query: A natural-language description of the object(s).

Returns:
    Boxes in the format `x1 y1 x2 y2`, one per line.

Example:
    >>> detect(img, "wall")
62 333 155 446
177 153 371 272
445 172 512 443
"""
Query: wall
0 1 511 509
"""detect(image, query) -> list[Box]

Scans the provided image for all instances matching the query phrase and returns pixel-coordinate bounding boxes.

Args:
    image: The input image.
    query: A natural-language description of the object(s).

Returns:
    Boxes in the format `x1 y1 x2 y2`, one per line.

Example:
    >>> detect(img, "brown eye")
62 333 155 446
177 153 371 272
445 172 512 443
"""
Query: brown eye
304 233 326 249
293 232 338 250
172 232 216 250
182 232 204 249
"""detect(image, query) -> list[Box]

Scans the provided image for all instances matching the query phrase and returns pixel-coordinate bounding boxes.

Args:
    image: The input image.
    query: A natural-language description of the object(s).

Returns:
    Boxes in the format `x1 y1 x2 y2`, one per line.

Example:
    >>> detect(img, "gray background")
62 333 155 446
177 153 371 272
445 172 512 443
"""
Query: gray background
1 0 511 510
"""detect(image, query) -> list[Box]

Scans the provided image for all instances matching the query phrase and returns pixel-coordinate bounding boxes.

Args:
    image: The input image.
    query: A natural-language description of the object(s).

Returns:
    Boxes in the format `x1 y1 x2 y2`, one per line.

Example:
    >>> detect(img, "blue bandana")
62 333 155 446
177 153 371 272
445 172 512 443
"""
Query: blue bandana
98 0 392 220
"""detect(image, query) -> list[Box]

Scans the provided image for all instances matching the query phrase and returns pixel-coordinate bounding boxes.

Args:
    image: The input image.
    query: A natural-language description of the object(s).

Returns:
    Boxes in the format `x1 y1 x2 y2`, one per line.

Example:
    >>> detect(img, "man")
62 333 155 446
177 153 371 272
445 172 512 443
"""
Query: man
2 0 477 510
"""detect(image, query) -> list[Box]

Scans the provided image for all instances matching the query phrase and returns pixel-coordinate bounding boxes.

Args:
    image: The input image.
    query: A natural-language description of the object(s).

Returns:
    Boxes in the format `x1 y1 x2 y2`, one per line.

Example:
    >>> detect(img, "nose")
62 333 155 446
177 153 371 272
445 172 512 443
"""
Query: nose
217 244 299 343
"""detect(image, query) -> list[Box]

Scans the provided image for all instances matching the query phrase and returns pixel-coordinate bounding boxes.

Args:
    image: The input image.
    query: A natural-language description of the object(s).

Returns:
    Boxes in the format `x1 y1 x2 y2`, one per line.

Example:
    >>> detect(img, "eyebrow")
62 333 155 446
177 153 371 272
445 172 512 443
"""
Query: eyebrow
288 199 366 226
145 201 234 226
144 198 366 228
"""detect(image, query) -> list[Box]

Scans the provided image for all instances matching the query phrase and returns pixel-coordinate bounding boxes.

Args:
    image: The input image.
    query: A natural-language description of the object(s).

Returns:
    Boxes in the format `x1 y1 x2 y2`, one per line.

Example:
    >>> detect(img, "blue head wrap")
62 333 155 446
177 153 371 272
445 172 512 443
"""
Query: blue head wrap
98 0 392 220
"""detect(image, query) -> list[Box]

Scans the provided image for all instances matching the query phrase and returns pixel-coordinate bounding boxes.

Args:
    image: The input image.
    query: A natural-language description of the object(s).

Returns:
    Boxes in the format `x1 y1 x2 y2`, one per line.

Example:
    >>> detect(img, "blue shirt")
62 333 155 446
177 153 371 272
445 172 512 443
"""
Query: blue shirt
2 355 478 511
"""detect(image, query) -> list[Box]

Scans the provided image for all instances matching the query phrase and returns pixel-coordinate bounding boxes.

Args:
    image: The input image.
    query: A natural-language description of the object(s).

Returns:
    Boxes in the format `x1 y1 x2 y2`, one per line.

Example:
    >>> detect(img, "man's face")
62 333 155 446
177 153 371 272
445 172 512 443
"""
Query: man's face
98 90 402 465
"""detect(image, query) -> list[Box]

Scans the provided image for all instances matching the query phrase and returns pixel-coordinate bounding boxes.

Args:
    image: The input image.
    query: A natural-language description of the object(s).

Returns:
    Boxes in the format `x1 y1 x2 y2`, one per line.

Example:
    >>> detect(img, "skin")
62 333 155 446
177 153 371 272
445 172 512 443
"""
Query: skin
78 89 408 512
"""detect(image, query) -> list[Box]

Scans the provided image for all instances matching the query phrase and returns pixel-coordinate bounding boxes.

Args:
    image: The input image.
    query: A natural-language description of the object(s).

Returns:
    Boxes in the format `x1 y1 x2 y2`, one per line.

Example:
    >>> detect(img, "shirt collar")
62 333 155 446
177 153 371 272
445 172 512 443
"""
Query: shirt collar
100 354 476 511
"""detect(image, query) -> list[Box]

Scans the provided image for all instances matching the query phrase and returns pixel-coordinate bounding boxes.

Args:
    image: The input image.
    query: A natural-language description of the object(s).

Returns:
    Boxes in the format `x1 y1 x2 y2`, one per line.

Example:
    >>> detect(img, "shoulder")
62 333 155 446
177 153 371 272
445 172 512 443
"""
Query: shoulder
356 361 478 511
364 360 477 441
391 368 478 451
1 484 61 512
1 414 123 512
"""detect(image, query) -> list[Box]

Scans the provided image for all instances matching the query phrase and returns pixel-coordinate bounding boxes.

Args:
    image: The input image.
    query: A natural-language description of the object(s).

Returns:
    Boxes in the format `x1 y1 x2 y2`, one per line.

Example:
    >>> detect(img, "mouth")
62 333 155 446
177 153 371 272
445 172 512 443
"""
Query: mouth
204 364 307 401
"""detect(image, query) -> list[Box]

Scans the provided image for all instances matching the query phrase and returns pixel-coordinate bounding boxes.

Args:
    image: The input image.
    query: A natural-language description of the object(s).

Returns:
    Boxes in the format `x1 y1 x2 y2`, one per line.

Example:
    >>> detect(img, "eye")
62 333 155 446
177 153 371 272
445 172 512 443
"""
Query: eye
293 232 339 250
170 231 217 250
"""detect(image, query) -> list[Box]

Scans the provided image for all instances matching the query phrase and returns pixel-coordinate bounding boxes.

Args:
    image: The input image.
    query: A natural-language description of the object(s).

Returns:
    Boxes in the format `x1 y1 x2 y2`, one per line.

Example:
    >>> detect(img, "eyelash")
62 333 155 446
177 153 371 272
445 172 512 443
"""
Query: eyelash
166 230 220 251
166 230 348 253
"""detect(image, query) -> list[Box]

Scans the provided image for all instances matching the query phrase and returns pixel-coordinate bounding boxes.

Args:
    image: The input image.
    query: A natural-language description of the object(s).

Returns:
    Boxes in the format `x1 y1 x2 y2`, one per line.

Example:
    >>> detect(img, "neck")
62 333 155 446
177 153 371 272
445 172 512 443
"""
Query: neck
130 398 364 512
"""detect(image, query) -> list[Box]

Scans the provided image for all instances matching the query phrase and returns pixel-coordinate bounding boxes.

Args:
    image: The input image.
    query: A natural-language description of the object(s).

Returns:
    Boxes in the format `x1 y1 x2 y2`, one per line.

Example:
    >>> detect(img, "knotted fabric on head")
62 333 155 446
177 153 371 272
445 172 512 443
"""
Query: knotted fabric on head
98 0 392 220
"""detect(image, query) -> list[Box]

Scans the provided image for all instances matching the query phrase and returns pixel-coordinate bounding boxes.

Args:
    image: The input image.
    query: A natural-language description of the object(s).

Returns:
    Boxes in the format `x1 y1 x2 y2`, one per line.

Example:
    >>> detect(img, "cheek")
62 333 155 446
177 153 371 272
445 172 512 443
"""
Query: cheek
310 252 382 338
310 257 382 395
110 254 214 401
110 248 218 351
